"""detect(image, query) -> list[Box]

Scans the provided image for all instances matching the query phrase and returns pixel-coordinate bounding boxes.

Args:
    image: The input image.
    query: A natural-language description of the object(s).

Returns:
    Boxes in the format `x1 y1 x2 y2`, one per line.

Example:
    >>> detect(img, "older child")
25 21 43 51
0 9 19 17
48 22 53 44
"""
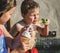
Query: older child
7 0 49 52
0 0 16 53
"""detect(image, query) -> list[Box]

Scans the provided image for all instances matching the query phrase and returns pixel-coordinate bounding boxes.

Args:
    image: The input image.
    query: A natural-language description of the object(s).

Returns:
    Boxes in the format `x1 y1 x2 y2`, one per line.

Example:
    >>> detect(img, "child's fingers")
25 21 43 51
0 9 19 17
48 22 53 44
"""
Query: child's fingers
45 19 50 25
29 27 34 37
20 25 29 34
10 36 14 39
21 27 26 33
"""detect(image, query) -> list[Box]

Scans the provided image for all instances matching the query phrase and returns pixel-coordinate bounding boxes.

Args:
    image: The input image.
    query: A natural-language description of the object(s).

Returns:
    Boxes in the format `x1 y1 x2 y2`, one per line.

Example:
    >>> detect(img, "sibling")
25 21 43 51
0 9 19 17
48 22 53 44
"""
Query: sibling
7 0 49 52
0 0 16 53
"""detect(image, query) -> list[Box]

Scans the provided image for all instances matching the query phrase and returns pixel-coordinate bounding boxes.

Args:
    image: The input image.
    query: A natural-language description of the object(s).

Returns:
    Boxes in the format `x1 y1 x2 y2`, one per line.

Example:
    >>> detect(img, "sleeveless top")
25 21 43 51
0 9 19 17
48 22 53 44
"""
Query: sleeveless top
0 29 7 53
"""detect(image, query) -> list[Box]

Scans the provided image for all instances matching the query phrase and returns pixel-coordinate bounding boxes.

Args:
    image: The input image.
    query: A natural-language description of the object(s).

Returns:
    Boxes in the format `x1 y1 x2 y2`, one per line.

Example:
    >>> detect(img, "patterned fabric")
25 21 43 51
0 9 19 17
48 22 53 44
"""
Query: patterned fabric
0 29 7 53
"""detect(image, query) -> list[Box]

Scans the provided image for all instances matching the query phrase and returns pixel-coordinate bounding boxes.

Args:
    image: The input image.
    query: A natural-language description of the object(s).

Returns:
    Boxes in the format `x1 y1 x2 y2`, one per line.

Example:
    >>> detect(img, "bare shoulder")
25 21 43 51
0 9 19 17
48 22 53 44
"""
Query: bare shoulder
16 23 23 32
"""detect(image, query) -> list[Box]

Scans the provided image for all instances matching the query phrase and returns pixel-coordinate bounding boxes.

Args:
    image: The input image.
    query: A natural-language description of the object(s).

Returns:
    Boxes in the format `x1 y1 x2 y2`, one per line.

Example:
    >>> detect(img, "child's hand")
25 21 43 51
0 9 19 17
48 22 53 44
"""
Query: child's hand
20 25 34 37
36 19 50 36
44 19 50 25
20 25 28 34
2 25 14 39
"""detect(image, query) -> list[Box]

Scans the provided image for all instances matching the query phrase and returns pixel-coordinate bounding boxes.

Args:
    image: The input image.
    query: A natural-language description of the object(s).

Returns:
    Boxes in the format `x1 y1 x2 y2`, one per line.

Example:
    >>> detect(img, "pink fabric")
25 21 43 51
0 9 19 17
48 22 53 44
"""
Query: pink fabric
0 29 2 36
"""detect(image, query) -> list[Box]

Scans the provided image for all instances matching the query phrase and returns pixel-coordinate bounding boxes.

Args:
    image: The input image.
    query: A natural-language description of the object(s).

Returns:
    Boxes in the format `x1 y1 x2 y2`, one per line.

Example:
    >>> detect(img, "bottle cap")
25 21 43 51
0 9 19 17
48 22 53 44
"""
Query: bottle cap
41 18 47 23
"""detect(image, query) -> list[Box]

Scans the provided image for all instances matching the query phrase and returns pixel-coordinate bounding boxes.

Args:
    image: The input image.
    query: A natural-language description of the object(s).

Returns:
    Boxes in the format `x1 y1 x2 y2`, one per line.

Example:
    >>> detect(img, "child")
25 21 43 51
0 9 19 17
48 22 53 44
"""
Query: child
0 0 16 53
7 0 49 51
11 31 38 53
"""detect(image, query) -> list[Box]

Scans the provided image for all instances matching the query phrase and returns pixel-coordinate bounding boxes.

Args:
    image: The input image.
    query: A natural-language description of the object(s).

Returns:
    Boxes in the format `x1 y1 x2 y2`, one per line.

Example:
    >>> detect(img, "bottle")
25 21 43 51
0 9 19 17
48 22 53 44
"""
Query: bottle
41 18 47 23
22 25 31 39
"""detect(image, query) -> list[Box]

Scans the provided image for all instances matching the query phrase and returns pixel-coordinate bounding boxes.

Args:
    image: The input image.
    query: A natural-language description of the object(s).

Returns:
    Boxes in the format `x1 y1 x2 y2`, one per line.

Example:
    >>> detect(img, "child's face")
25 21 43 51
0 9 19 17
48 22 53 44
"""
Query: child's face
23 8 39 24
0 7 15 24
20 36 30 51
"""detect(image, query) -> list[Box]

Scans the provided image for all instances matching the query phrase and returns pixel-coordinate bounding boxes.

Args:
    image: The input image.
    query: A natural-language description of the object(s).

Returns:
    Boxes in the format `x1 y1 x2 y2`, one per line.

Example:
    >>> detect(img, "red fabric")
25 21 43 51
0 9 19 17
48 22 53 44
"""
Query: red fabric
25 47 38 53
0 29 2 36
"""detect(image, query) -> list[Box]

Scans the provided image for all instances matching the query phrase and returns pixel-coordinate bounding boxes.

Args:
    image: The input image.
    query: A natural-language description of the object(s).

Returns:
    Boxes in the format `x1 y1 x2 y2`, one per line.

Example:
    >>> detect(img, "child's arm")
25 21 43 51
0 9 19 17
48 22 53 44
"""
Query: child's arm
2 25 13 38
37 25 48 35
9 23 23 37
36 19 50 36
16 23 23 32
5 23 23 49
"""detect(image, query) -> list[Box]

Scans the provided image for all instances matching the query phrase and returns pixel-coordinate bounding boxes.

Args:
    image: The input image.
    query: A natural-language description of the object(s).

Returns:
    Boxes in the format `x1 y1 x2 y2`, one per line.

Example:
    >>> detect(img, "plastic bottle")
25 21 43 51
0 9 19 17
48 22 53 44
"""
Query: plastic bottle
39 18 47 28
22 25 31 39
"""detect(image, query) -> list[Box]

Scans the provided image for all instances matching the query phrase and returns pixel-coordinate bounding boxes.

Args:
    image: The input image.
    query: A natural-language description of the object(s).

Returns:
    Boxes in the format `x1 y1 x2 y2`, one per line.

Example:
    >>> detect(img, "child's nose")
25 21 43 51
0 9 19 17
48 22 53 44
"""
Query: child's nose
34 15 38 20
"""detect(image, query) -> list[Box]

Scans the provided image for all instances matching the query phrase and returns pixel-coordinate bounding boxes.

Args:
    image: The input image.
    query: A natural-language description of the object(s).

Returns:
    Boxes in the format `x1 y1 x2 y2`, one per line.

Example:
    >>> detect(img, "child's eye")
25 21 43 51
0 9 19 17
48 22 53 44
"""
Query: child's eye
37 13 39 15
